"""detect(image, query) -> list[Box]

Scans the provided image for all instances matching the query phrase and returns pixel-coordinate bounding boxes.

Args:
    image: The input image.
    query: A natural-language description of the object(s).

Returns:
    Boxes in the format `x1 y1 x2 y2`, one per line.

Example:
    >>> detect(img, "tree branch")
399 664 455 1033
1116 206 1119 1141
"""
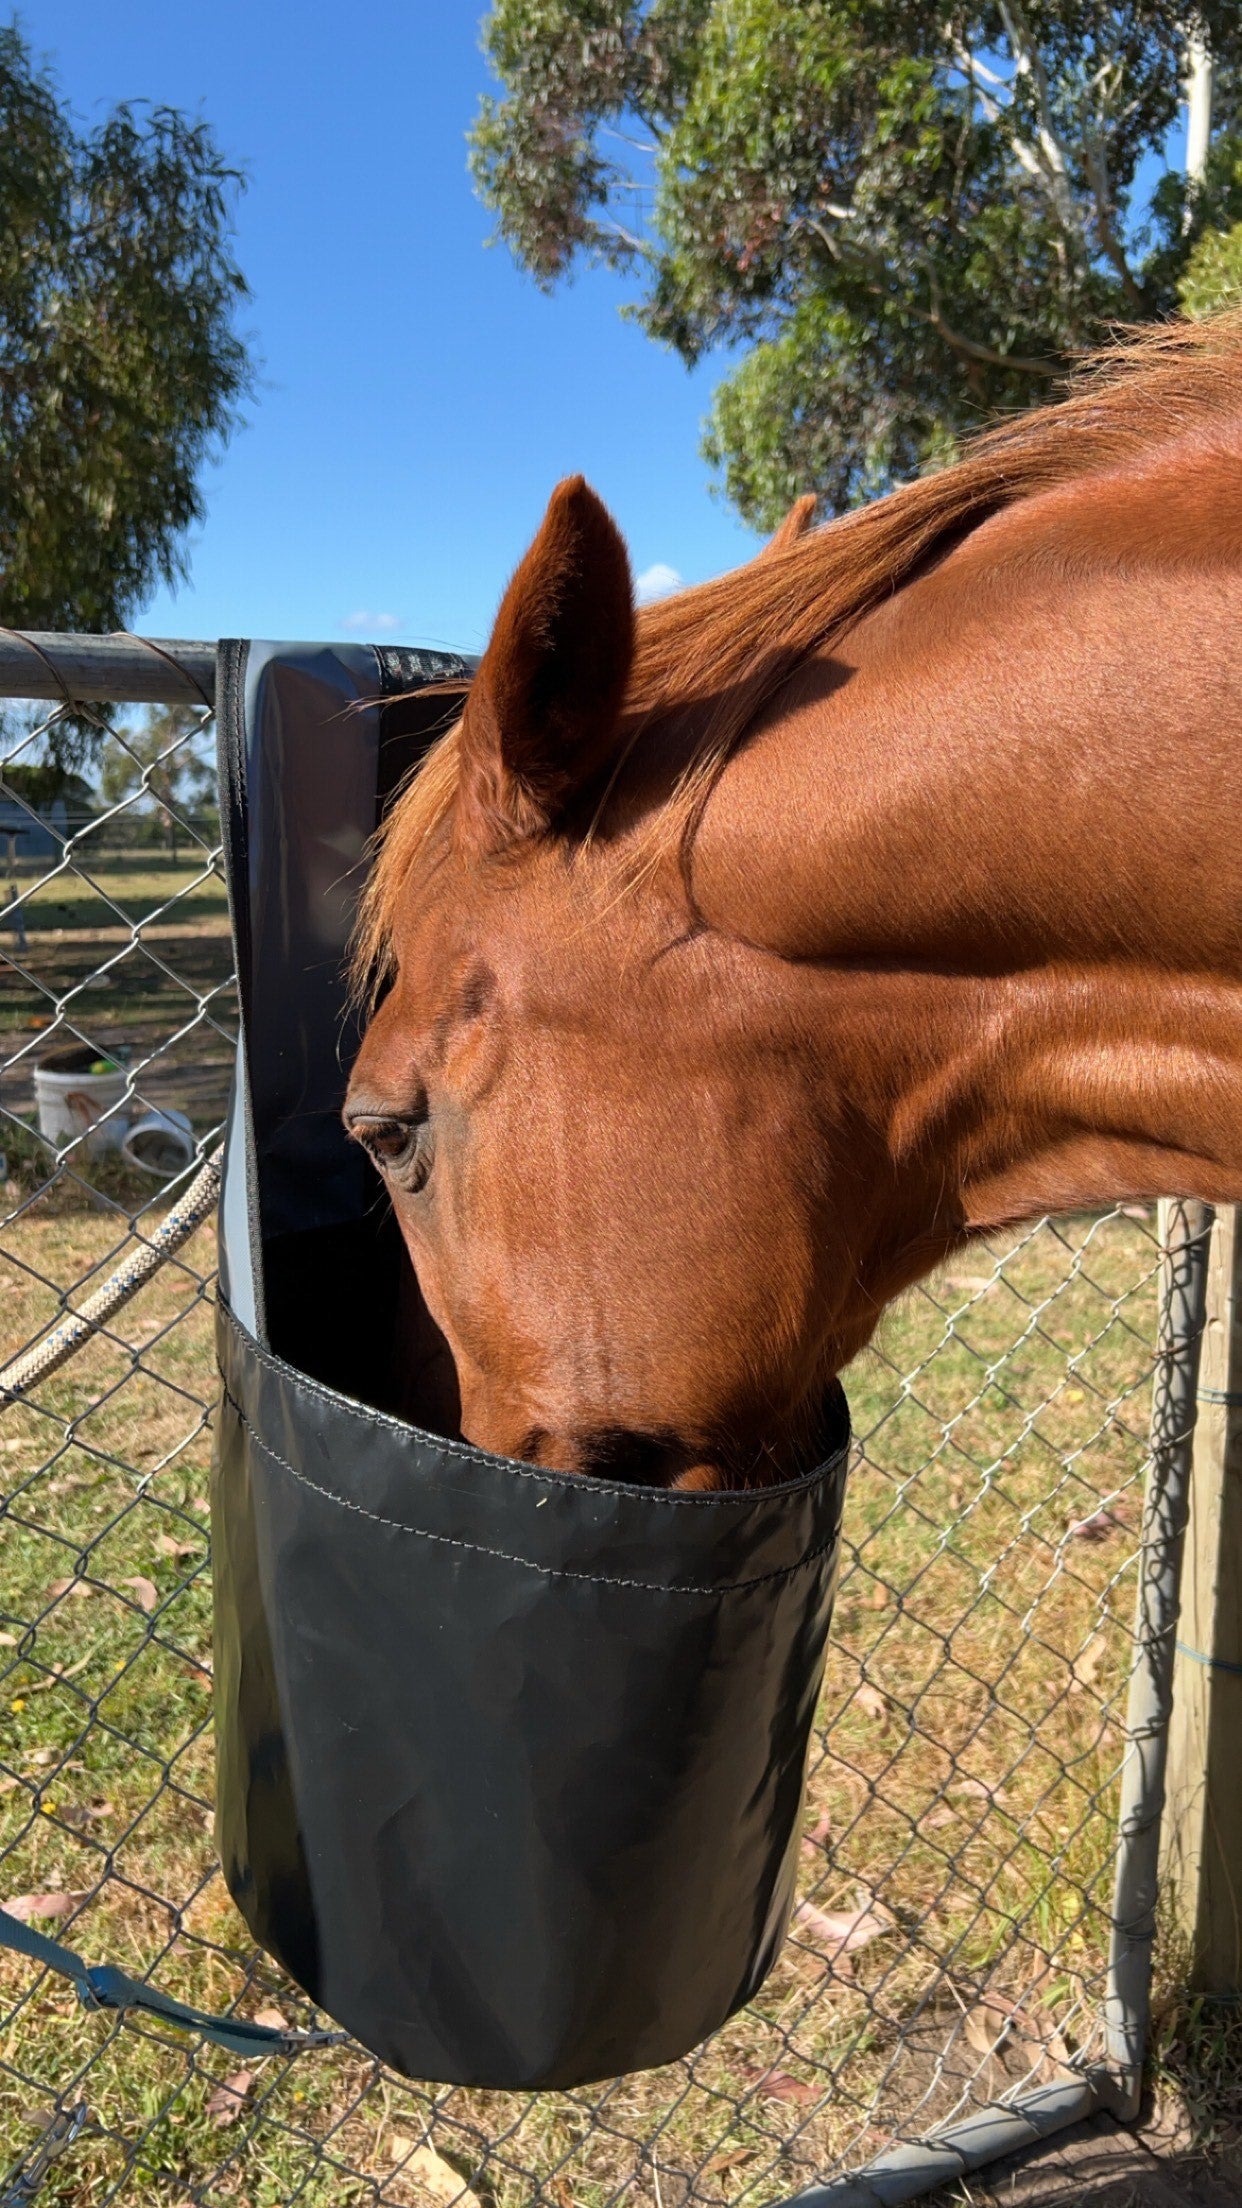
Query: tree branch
926 268 1059 373
927 304 1060 376
951 27 1082 280
996 0 1086 247
797 217 1061 378
1081 128 1145 310
948 38 1006 134
947 39 1011 100
599 124 659 157
1184 25 1213 184
599 215 649 255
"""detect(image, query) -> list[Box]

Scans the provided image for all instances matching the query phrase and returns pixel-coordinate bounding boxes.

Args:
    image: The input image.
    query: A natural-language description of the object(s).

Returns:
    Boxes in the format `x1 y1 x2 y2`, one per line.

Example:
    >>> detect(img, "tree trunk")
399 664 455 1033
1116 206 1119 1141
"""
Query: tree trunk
1184 27 1213 195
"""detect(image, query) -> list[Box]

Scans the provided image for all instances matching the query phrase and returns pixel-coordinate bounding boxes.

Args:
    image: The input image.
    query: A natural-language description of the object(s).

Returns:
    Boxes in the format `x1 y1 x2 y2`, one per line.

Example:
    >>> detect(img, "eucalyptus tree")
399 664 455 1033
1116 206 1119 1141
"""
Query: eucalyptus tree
0 26 253 762
471 3 1242 522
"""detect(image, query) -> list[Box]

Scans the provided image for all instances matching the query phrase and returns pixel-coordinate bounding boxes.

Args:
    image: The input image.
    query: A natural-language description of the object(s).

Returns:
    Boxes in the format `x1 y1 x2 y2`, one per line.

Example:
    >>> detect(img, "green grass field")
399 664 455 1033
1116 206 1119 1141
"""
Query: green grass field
0 1172 1192 2207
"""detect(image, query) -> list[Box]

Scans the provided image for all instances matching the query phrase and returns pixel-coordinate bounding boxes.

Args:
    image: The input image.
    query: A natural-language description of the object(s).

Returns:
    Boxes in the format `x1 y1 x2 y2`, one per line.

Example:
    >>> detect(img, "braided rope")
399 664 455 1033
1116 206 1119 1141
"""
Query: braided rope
0 1149 223 1401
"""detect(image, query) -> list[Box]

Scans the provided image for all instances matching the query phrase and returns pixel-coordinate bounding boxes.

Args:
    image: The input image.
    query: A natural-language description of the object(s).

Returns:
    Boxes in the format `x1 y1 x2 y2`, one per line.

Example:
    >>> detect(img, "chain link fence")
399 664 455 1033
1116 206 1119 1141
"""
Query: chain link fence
0 639 1208 2207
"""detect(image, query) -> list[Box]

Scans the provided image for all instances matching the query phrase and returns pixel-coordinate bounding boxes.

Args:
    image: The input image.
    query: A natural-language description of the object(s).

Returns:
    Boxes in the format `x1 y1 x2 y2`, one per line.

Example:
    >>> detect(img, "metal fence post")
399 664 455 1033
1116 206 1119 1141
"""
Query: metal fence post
1161 1204 1242 1995
1102 1197 1213 2117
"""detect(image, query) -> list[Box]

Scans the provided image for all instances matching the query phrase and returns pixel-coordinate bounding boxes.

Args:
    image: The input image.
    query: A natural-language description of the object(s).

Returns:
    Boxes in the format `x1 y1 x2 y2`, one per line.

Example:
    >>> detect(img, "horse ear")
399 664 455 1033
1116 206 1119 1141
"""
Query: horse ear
760 493 816 560
458 476 635 849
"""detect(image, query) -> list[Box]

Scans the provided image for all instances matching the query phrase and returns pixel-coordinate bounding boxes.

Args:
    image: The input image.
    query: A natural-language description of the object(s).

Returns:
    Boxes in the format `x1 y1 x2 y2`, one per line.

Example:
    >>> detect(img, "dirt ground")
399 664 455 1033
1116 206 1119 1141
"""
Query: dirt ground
932 2107 1242 2206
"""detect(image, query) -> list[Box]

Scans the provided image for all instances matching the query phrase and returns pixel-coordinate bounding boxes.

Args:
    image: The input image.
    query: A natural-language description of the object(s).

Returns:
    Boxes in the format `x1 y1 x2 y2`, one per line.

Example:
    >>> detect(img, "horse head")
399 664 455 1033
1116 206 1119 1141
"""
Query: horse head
347 322 1242 1483
344 477 903 1486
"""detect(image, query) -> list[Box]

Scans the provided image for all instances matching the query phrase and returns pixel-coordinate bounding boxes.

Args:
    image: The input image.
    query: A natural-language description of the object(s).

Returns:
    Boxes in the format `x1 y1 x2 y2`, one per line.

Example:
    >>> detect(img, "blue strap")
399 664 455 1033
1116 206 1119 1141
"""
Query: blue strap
0 1902 344 2061
1175 1639 1242 1677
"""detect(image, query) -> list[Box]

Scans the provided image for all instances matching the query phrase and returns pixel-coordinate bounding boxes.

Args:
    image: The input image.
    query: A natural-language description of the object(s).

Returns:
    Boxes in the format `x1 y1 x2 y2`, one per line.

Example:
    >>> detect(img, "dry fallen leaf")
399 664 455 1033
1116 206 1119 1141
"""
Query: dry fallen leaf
1071 1631 1110 1693
0 1630 18 1647
61 1799 115 1830
704 2147 755 2175
207 2069 253 2127
749 2068 816 2105
854 1682 888 1724
3 1891 87 1923
155 1535 199 1560
1041 2022 1076 2071
1068 1508 1127 1543
252 2005 287 2031
795 1890 895 1962
46 1577 94 1601
801 1807 832 1849
122 1575 159 1614
28 1656 91 1693
964 2003 1014 2059
388 2136 481 2206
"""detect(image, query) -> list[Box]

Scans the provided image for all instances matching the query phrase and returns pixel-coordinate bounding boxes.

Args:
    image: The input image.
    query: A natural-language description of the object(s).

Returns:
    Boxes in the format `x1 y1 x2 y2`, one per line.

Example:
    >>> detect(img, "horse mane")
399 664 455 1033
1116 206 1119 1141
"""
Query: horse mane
355 308 1242 990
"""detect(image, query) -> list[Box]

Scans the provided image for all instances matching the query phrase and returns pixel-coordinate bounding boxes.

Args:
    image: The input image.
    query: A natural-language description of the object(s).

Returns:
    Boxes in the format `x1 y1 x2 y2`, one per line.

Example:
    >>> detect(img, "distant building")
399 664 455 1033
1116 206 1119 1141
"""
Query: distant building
0 794 69 861
0 779 94 861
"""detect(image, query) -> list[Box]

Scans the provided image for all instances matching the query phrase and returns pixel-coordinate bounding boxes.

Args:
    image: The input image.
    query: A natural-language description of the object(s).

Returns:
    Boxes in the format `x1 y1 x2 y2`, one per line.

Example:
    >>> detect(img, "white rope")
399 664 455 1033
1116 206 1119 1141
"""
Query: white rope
0 1149 223 1401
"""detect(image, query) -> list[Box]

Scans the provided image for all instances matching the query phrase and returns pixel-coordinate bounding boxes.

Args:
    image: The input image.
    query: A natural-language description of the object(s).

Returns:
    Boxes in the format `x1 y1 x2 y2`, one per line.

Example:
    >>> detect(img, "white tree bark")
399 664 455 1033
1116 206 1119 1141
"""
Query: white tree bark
1184 24 1213 189
996 0 1082 242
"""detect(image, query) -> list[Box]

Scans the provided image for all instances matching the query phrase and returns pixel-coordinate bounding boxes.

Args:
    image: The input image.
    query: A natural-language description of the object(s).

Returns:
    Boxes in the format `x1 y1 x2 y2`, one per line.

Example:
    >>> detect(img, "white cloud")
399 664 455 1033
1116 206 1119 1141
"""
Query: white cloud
340 610 402 634
634 562 682 606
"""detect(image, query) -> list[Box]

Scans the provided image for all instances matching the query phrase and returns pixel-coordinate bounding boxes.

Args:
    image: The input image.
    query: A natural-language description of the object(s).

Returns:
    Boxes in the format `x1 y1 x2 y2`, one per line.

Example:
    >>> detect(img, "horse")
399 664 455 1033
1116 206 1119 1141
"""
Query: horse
345 312 1242 1491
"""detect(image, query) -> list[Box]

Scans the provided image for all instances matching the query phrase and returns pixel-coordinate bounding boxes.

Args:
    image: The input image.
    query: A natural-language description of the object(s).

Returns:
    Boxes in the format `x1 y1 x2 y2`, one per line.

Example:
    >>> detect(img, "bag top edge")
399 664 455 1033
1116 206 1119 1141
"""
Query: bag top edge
216 1296 851 1515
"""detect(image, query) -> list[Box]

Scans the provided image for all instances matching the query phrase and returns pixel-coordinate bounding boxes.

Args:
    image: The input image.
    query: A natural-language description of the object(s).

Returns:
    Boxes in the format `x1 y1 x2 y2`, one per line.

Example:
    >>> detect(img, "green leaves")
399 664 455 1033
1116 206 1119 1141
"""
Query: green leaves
1177 137 1242 318
98 708 216 855
0 26 252 757
702 297 950 526
1181 220 1242 317
471 0 1242 524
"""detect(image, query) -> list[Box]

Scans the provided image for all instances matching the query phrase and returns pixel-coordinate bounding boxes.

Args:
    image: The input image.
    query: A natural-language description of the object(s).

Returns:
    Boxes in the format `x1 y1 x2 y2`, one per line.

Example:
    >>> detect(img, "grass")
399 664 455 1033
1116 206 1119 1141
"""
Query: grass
5 846 228 938
1 1180 1207 2208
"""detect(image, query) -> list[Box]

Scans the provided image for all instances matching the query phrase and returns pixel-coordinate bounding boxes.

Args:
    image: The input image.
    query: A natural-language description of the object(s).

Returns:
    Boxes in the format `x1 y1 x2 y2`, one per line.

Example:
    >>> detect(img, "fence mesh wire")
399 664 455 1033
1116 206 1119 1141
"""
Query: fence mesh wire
0 657 1174 2205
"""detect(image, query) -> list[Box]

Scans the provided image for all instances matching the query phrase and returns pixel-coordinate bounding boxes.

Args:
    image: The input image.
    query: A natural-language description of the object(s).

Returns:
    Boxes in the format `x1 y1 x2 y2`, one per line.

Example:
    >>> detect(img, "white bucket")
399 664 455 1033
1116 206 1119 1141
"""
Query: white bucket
121 1108 195 1180
34 1047 129 1157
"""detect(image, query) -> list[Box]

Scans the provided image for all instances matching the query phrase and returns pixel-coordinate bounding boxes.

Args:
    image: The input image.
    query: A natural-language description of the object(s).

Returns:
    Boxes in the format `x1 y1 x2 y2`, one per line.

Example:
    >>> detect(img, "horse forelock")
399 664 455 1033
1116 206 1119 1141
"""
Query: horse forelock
349 715 460 1004
354 308 1242 989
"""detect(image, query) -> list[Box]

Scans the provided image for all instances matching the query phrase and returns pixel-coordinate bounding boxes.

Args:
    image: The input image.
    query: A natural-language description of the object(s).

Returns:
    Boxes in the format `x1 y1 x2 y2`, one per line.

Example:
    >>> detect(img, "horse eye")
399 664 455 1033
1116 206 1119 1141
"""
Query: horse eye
355 1117 432 1192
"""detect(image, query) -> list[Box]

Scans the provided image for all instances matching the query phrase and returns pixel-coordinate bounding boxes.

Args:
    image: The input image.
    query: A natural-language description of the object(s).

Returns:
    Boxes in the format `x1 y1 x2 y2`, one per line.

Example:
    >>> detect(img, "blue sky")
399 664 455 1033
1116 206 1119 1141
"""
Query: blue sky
30 2 759 656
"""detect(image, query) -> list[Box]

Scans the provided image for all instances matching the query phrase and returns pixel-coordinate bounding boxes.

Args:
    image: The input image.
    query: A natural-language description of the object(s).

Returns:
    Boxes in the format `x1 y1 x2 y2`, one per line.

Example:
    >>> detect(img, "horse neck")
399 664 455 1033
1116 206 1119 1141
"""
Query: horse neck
687 443 1242 1228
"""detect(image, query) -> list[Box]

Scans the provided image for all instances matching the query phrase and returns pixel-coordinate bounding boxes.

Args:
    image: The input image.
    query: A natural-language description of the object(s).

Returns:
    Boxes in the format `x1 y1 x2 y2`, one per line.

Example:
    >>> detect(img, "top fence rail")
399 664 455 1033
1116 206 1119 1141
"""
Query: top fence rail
0 632 217 704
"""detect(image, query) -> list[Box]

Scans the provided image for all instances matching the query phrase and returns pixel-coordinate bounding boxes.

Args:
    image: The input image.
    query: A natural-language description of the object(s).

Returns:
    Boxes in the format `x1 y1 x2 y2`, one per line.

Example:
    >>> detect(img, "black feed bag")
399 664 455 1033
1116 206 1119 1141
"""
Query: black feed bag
212 642 852 2089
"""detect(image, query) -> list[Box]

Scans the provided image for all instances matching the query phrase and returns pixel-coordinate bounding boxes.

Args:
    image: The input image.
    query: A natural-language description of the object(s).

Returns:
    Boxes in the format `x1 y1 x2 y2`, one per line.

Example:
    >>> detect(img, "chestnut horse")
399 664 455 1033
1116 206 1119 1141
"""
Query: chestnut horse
346 313 1242 1491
